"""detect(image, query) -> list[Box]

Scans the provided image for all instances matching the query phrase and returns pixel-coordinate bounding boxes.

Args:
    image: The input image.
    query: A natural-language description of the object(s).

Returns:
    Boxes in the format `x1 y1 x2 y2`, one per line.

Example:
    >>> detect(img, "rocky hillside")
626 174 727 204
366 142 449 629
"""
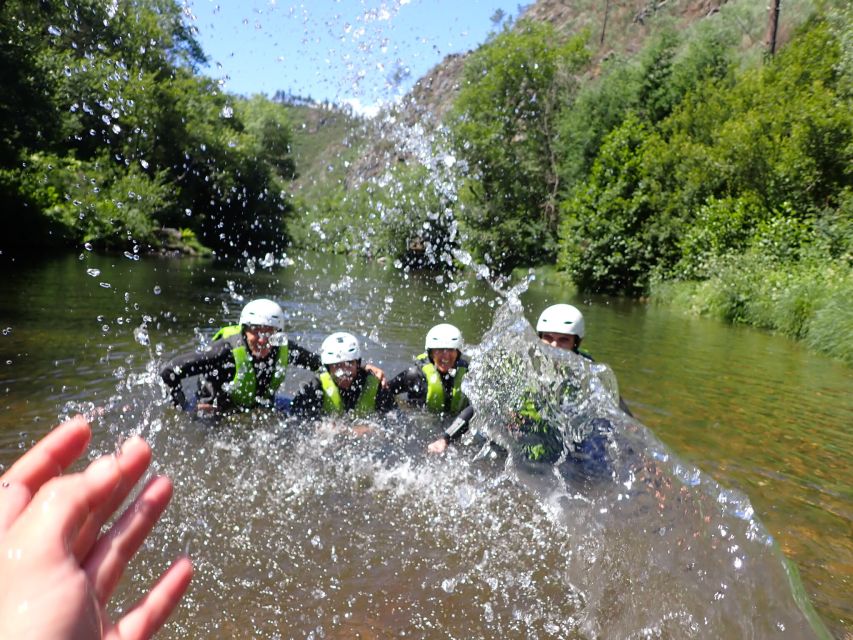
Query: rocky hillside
292 0 797 193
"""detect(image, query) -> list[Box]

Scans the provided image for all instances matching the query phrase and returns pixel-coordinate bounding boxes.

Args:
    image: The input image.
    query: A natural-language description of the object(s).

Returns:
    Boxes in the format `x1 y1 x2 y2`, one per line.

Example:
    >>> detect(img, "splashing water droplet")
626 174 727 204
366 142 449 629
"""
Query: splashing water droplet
86 268 101 277
153 285 162 295
220 105 233 118
47 25 61 36
140 159 149 169
134 324 150 346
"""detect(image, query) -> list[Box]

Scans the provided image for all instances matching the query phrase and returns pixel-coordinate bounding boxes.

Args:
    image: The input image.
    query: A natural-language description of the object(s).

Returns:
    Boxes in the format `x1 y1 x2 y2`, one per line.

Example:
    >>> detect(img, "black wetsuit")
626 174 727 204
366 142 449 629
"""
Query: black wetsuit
290 368 396 418
389 358 474 441
160 334 321 412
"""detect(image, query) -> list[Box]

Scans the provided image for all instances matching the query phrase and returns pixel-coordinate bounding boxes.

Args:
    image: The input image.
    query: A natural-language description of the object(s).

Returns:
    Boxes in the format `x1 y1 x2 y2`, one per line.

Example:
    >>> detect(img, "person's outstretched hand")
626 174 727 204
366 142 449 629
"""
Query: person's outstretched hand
0 415 192 639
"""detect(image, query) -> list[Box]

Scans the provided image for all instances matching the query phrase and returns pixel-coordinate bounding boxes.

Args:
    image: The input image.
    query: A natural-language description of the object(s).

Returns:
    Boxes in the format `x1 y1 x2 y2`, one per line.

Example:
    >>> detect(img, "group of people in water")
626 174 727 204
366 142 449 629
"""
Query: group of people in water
159 297 601 462
0 296 609 639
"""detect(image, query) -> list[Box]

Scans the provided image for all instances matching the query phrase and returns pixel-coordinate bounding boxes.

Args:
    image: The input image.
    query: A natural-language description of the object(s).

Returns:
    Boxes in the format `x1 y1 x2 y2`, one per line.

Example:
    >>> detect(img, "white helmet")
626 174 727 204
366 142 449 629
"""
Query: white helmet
240 298 285 331
321 332 361 365
425 323 463 351
536 304 585 339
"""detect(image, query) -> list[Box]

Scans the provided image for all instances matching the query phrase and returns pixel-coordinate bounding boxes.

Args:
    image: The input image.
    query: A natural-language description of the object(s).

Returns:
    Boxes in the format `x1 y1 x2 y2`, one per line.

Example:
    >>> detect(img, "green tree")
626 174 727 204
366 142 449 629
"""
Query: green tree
449 20 590 272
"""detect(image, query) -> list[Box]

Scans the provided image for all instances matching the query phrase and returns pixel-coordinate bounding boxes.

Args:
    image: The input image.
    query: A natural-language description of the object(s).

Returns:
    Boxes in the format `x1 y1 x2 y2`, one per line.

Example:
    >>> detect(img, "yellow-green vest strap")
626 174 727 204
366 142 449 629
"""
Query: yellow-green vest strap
229 340 289 408
319 371 379 417
229 345 256 407
355 374 380 417
268 343 289 398
419 355 468 415
449 365 467 414
319 371 344 415
213 324 242 341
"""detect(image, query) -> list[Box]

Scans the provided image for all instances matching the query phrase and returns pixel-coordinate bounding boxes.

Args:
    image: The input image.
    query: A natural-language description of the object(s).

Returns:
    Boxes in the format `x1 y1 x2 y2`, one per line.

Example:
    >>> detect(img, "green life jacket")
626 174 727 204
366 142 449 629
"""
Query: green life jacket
416 353 467 414
318 370 379 417
212 325 289 408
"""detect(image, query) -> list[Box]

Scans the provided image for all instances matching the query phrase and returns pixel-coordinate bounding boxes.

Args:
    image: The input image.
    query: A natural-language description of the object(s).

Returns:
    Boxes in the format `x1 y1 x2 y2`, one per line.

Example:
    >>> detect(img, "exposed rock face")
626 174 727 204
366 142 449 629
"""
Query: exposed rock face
396 52 467 128
312 0 748 189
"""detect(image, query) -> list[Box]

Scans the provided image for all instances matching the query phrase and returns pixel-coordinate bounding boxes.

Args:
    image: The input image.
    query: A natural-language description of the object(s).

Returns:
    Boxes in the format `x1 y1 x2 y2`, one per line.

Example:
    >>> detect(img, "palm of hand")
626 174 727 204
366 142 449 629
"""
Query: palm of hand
0 417 192 640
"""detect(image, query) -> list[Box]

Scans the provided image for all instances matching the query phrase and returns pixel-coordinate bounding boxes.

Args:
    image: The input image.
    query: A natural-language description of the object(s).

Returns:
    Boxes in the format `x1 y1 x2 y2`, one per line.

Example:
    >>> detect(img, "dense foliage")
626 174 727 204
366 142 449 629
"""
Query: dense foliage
439 4 851 361
448 20 590 272
0 0 296 256
559 17 851 296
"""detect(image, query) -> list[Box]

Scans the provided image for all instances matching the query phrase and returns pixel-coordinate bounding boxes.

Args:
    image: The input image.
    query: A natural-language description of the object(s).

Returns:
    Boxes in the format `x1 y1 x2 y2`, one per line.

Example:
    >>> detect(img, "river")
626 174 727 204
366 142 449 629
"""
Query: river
0 250 850 638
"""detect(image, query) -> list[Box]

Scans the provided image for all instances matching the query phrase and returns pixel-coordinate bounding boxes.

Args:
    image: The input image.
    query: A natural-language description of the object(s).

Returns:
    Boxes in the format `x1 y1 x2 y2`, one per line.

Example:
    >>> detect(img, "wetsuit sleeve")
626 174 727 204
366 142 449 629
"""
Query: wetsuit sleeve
373 374 397 414
160 340 233 408
288 340 322 371
444 405 474 441
387 367 426 401
291 378 324 417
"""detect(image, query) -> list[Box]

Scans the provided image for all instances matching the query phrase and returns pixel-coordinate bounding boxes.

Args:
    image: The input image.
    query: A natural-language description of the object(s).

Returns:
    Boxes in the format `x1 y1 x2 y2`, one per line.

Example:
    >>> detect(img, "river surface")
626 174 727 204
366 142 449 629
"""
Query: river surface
0 251 850 638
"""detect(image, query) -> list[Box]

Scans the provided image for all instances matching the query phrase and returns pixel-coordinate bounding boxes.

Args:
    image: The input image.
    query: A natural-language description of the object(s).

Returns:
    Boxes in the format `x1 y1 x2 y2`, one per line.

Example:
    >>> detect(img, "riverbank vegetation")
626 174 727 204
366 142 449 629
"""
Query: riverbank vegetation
446 2 851 363
1 0 849 362
0 0 297 257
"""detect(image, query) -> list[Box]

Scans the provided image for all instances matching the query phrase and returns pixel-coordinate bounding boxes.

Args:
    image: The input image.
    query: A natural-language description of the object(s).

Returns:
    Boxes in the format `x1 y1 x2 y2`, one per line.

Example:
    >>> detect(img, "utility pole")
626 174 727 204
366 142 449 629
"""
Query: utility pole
600 0 611 47
766 0 781 55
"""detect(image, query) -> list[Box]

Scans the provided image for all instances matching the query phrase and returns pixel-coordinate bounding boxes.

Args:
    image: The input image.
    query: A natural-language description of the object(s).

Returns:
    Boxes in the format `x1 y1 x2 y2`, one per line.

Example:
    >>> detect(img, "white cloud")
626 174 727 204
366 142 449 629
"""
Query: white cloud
341 97 382 118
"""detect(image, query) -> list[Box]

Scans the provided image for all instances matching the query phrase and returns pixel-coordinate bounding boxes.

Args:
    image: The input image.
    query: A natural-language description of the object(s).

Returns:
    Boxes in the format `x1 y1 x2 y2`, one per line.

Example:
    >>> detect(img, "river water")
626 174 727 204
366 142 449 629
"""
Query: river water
0 251 850 638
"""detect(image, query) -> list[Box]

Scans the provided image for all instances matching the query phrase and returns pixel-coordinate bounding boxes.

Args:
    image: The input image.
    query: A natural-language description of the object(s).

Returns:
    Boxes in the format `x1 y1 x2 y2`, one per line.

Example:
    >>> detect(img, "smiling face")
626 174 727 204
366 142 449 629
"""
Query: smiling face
244 324 278 359
328 360 359 390
430 348 459 375
538 331 579 352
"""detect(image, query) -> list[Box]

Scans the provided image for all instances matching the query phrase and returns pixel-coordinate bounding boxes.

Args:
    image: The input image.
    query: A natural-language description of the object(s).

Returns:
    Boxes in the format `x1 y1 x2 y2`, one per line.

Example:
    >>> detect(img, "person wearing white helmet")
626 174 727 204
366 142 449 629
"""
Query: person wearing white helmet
291 331 394 417
535 304 591 358
160 298 323 414
388 323 474 453
502 302 630 465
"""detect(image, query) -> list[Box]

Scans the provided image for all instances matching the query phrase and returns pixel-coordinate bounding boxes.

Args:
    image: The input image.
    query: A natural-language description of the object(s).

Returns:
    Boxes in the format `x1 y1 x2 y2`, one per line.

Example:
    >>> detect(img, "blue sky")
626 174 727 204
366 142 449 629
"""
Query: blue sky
185 0 525 115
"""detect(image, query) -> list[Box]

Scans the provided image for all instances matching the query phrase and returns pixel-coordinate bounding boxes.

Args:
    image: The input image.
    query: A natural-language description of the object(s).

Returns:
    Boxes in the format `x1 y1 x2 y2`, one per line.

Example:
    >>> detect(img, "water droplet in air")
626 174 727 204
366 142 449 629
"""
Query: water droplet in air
47 25 61 36
134 325 150 346
86 268 101 277
140 159 149 169
153 286 162 295
220 105 233 118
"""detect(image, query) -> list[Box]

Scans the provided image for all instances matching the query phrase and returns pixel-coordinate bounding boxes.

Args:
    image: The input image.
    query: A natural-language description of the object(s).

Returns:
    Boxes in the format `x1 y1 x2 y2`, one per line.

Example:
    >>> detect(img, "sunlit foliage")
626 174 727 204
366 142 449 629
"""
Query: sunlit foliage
449 20 590 273
559 16 852 298
0 0 296 255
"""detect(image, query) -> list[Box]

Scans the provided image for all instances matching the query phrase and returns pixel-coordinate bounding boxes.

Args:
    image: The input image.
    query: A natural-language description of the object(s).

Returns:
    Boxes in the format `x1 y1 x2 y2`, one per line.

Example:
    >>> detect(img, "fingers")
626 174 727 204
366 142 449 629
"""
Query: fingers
84 475 173 604
0 481 33 536
72 436 153 561
17 451 124 559
108 557 193 640
0 416 91 493
427 438 448 454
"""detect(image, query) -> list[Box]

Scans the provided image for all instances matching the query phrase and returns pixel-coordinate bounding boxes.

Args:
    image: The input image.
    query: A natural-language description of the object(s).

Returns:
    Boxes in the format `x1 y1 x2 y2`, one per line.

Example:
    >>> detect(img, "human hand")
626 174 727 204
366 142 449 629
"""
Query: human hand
195 402 216 417
427 436 449 454
364 363 388 389
0 416 192 640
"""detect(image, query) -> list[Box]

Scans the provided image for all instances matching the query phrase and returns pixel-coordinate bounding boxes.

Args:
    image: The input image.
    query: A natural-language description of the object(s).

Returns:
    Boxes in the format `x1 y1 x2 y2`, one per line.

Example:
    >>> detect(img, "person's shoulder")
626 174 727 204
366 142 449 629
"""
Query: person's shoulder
457 357 470 369
578 349 594 362
286 338 303 351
